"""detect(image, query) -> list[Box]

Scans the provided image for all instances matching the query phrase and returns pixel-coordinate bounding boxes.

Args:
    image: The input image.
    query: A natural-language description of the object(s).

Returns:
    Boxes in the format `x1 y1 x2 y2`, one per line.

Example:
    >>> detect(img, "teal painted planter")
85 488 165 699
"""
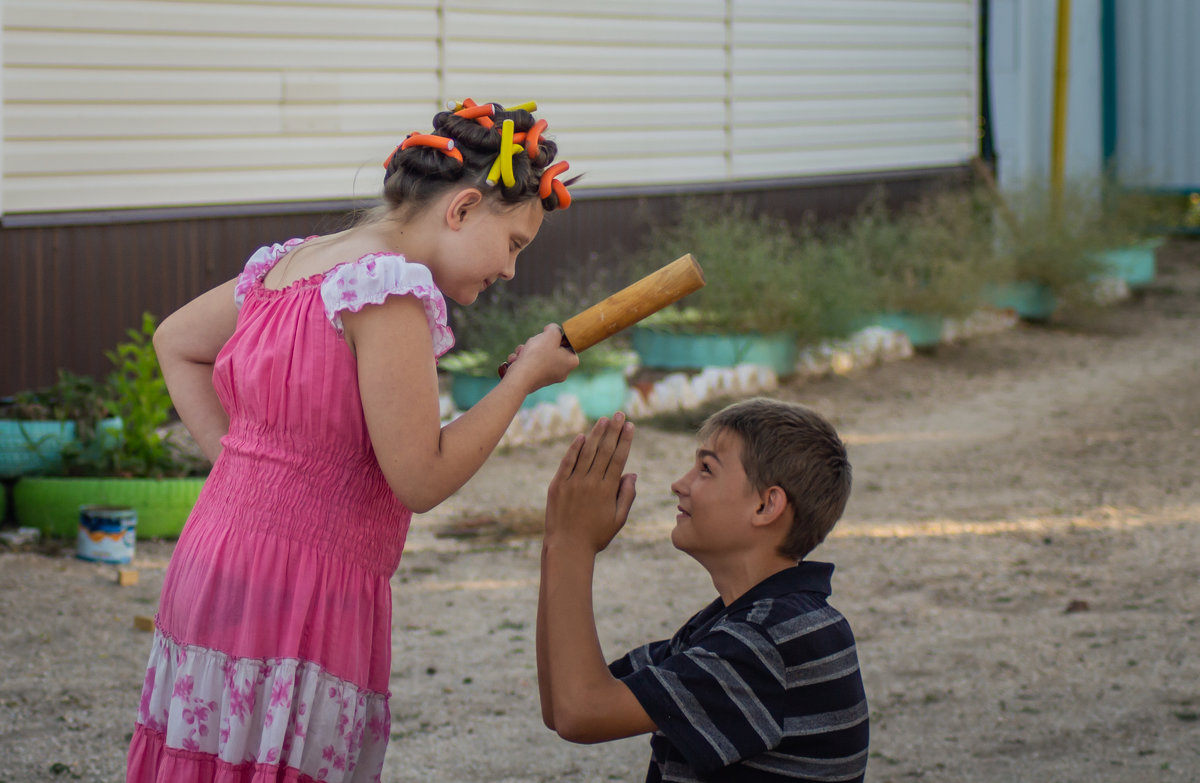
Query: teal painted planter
450 369 630 419
630 328 798 376
860 313 944 349
1091 238 1163 289
14 476 207 539
0 420 77 479
984 282 1058 322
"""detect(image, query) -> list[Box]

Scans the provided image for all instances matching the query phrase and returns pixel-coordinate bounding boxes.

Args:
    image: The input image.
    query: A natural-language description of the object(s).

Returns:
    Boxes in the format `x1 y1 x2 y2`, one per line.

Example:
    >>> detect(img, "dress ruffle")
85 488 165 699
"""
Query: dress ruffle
130 630 388 783
232 238 454 359
320 254 454 358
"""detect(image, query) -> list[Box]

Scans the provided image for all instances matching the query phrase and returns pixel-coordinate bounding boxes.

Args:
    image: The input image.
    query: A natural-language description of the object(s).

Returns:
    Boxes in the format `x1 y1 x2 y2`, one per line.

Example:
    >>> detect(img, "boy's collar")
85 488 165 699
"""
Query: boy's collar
723 560 834 612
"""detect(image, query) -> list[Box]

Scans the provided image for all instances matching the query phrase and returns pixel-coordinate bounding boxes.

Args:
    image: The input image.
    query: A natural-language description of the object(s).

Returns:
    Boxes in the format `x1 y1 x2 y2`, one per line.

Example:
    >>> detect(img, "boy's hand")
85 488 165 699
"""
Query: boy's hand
545 412 637 554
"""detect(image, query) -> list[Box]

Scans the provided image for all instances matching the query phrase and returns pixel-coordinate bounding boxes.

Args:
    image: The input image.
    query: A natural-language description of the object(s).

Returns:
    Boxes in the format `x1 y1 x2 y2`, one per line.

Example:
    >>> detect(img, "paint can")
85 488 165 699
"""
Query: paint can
77 505 137 564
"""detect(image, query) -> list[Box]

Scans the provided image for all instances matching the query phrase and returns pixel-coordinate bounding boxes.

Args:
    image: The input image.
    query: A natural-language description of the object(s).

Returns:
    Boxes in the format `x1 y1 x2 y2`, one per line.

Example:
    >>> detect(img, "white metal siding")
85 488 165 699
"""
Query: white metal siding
2 0 979 215
1114 0 1200 191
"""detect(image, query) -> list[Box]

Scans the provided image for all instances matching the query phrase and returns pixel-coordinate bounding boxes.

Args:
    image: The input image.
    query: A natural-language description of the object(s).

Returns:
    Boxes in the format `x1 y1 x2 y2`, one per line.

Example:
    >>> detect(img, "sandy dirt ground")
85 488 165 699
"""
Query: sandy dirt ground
2 240 1198 783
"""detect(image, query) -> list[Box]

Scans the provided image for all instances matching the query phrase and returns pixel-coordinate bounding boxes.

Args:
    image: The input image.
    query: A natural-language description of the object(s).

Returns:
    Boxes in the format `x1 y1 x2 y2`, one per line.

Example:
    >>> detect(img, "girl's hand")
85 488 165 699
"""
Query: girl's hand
504 324 579 394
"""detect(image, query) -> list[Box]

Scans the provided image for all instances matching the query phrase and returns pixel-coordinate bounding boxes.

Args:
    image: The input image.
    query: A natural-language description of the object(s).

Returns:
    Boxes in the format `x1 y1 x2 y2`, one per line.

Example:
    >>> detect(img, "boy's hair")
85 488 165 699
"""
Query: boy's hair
698 397 851 560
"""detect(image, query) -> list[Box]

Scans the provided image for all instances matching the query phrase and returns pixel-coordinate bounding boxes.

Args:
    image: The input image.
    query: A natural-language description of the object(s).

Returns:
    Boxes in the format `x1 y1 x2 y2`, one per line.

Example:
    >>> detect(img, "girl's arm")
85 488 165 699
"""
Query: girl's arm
345 294 577 513
153 278 239 463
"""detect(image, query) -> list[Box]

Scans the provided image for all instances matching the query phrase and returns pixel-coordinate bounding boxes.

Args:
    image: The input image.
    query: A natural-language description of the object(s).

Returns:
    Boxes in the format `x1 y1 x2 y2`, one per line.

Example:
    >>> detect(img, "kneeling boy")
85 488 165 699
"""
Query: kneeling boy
537 398 868 782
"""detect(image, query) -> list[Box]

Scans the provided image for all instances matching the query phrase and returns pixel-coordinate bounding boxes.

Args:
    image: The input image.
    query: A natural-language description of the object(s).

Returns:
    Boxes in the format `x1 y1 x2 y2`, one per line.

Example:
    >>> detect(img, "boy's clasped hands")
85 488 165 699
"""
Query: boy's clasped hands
544 412 637 555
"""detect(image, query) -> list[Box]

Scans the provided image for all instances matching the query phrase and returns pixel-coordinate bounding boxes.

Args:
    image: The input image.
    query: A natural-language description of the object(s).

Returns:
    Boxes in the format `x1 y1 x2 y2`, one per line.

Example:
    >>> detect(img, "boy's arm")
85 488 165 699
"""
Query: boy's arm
537 414 658 743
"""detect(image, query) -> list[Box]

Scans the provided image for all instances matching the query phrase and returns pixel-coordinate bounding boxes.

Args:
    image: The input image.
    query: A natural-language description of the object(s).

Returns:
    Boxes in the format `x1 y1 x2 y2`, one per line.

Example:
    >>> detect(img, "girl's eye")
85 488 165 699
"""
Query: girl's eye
699 462 712 474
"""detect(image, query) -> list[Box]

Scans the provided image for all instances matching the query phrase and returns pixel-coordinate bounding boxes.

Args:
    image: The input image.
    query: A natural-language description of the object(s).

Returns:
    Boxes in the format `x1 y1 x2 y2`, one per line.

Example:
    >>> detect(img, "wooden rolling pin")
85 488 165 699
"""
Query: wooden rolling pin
498 253 705 377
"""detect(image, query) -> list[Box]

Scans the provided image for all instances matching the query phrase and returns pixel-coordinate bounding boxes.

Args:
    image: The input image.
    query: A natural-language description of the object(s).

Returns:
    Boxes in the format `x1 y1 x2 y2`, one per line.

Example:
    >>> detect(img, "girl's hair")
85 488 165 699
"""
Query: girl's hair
382 104 568 216
698 397 852 561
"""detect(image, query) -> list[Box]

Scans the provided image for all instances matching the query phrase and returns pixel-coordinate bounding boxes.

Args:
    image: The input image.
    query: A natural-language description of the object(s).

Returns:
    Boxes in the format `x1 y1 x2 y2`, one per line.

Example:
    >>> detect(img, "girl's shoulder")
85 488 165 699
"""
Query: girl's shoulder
232 239 454 357
234 237 315 305
320 252 455 357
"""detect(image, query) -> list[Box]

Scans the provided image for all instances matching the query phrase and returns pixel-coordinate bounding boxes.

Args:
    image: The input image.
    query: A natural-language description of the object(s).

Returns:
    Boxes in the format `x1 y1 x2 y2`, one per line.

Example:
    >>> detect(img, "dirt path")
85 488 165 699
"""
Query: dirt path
1 240 1197 782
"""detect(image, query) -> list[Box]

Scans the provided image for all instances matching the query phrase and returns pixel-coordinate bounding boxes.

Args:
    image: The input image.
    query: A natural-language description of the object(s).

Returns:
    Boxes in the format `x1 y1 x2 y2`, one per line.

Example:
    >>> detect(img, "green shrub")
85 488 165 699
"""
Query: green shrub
629 200 823 339
839 186 1000 320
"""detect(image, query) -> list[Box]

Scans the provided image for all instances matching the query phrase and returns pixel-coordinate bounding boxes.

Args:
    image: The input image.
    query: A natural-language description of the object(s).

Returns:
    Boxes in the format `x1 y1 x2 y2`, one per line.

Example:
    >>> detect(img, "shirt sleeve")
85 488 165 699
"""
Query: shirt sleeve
615 619 788 776
608 639 673 679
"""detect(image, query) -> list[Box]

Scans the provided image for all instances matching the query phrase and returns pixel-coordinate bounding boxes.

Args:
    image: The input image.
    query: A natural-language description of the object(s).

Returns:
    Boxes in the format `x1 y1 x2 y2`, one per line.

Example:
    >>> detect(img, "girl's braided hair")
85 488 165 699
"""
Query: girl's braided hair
382 104 570 214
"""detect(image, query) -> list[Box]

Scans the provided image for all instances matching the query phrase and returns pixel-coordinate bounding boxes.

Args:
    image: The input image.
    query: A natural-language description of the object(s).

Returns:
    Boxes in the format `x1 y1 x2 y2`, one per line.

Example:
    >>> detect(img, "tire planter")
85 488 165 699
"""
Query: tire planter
449 368 630 419
13 476 206 539
630 328 798 376
984 281 1058 322
1092 238 1163 290
859 313 945 349
0 420 77 479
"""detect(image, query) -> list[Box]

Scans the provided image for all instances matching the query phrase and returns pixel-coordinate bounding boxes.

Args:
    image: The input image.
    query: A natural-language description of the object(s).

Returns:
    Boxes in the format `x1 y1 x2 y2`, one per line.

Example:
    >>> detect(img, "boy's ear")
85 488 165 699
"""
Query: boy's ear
751 486 789 528
446 188 484 229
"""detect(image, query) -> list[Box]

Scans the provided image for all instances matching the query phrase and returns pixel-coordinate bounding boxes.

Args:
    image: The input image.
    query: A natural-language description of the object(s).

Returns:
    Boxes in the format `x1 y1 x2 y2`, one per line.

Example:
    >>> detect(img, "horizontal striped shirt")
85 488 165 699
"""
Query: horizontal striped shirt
610 562 868 782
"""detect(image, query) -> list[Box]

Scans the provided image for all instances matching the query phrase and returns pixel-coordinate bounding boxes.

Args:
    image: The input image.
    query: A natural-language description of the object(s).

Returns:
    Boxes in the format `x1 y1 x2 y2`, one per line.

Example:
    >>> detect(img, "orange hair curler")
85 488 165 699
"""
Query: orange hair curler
550 178 572 209
538 161 570 198
455 104 495 120
399 134 464 164
526 119 548 159
382 144 401 169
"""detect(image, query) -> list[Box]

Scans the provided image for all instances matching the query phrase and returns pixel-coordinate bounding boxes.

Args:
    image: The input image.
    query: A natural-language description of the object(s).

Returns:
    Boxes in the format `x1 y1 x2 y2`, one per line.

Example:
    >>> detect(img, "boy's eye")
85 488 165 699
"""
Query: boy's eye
699 461 712 474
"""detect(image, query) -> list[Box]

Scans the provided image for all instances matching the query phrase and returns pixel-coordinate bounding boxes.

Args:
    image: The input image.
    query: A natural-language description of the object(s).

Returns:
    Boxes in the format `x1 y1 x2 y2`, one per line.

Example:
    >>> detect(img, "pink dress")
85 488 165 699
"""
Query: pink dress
127 238 454 783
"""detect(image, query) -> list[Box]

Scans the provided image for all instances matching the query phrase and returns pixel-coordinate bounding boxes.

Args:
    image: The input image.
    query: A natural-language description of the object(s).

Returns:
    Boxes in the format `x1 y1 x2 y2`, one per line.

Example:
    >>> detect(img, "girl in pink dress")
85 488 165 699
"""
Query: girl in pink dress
127 101 579 782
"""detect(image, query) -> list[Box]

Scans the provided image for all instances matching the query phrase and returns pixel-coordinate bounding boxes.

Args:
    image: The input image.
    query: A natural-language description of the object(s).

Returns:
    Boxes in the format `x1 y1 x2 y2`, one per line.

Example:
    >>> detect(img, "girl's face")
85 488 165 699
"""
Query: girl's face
438 197 545 306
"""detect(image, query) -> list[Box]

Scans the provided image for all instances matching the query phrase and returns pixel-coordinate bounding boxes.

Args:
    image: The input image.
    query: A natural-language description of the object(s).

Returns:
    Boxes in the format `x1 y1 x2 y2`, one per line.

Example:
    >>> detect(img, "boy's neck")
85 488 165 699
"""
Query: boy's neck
703 552 798 606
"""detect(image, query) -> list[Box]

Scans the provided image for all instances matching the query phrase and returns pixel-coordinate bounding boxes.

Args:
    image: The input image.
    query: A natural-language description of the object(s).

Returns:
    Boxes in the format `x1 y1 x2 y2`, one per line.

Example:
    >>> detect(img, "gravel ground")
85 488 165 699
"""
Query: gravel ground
1 239 1198 783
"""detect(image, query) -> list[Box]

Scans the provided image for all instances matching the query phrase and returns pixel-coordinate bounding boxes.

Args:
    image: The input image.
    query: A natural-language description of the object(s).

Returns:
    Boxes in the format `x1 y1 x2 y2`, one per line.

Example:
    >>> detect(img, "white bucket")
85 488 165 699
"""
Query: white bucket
77 505 137 564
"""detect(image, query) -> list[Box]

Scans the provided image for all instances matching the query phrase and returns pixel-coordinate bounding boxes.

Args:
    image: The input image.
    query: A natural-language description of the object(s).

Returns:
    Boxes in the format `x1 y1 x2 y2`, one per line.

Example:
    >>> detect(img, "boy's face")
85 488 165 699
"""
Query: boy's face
669 429 762 559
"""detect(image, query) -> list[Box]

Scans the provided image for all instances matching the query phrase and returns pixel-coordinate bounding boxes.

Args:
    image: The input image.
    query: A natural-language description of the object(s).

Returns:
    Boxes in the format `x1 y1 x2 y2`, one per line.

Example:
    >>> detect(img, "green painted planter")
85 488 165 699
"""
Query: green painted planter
13 476 207 539
630 328 798 376
859 313 945 349
450 368 630 419
985 281 1058 321
0 420 77 478
1091 238 1163 289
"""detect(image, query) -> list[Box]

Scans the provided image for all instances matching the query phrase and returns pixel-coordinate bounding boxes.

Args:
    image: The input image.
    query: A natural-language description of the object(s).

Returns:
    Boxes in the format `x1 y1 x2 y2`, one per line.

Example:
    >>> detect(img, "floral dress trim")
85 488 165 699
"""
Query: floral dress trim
137 630 389 783
233 238 455 359
319 254 454 358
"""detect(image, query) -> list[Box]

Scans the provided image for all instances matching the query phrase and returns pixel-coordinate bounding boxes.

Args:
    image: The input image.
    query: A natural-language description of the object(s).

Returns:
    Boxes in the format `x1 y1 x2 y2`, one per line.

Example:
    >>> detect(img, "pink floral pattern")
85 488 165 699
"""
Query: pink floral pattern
320 253 454 358
232 237 455 359
135 630 389 782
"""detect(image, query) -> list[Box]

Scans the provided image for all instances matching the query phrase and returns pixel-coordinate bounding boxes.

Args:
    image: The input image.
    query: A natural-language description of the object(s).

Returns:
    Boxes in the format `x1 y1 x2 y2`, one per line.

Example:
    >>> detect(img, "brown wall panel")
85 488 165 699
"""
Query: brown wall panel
1 167 966 396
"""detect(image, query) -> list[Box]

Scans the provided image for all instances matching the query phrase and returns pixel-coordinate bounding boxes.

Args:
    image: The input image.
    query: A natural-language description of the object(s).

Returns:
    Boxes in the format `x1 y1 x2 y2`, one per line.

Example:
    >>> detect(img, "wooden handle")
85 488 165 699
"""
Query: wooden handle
562 254 705 352
496 254 704 377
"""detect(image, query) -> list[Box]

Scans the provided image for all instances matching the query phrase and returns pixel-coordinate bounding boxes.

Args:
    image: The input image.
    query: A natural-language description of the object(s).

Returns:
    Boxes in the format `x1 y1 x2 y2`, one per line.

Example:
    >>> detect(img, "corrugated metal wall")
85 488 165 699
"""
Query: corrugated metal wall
1112 0 1200 191
2 0 978 214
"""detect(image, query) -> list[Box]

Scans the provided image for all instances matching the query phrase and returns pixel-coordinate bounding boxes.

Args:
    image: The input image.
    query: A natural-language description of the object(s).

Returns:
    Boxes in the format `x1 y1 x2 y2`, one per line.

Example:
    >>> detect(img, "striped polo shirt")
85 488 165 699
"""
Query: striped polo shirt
609 561 869 782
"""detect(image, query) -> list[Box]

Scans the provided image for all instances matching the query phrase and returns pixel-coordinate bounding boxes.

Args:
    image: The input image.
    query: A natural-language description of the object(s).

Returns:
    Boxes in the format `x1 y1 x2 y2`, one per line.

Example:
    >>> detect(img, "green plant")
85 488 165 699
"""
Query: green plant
98 313 178 476
2 370 112 433
628 200 824 339
995 181 1110 302
443 285 635 377
840 186 1000 320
